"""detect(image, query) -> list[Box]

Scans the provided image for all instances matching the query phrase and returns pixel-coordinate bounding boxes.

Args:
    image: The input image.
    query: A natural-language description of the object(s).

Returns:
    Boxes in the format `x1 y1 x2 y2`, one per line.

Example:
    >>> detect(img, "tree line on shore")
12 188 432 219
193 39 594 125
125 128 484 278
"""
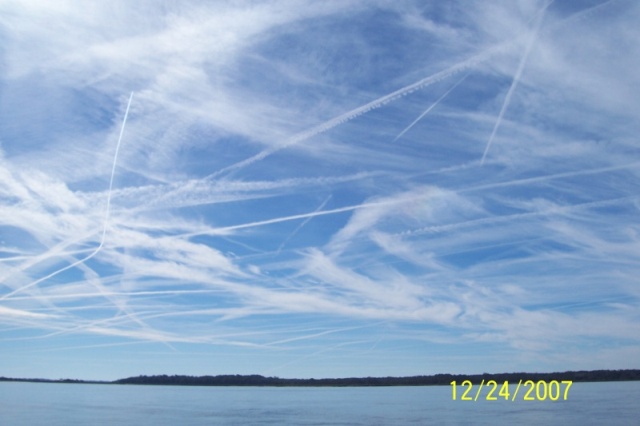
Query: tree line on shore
2 369 639 387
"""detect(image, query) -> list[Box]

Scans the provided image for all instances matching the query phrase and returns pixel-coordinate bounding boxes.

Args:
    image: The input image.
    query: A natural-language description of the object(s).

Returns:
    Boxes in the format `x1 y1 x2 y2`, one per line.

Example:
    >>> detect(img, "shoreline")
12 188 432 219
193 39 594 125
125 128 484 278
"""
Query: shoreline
2 369 639 387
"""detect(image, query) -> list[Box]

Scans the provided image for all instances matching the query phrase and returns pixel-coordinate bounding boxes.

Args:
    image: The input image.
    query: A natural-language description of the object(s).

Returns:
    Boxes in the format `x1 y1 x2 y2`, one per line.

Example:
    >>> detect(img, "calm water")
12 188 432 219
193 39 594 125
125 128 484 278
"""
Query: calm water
1 381 638 425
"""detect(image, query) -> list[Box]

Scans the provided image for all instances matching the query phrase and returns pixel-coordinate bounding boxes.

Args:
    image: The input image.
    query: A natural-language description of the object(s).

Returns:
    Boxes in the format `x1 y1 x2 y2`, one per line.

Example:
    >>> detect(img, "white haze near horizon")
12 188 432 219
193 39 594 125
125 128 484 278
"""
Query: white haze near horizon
1 0 639 380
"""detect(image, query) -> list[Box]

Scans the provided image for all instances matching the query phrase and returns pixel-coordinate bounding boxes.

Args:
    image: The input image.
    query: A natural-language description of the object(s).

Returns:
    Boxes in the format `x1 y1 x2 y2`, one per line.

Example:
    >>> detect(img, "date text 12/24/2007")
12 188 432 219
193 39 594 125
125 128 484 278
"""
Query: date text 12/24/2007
450 380 573 401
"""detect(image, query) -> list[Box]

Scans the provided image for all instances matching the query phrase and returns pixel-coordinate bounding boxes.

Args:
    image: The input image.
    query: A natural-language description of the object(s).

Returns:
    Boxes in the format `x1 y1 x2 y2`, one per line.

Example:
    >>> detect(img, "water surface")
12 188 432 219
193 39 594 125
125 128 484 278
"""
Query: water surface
1 381 638 425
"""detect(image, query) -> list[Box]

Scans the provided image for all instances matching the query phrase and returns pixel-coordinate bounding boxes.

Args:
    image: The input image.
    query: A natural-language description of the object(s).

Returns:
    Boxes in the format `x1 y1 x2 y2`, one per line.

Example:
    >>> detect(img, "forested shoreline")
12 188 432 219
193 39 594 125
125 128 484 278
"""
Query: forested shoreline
2 369 639 387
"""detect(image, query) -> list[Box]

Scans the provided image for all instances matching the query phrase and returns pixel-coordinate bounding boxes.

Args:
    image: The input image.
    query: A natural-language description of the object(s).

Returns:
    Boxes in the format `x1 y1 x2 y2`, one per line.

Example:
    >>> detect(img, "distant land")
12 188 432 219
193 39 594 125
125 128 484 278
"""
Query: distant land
1 369 640 387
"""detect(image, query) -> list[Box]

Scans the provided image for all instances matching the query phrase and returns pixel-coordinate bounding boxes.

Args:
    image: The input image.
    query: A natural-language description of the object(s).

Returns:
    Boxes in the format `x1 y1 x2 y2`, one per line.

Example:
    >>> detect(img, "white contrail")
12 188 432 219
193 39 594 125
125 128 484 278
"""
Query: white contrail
462 161 640 193
202 44 513 181
0 247 94 263
275 195 332 254
1 92 134 301
480 6 547 165
71 259 177 351
142 171 374 213
7 288 222 301
0 228 98 282
102 92 133 244
398 195 637 238
392 73 469 143
183 198 399 238
264 322 383 347
153 18 564 213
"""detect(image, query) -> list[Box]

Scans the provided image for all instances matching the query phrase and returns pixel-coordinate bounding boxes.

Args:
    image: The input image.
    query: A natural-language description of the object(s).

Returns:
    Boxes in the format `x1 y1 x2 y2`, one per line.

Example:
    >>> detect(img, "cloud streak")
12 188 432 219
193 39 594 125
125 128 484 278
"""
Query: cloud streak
1 93 133 301
481 3 548 165
1 0 639 380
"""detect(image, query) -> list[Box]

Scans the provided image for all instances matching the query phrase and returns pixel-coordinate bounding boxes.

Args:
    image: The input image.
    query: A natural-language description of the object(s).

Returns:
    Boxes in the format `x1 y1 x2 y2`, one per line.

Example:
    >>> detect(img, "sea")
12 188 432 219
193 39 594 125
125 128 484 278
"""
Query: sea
1 381 638 425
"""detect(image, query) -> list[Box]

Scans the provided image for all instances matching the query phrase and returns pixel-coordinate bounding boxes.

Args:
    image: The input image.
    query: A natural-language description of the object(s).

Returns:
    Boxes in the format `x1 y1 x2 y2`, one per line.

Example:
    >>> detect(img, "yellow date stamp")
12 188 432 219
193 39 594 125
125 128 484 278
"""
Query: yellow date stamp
450 380 572 401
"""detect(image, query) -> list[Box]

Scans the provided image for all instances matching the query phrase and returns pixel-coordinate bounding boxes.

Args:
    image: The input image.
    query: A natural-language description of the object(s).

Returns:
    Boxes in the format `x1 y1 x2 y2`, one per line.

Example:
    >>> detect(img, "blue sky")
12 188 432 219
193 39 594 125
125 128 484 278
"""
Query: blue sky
1 0 639 381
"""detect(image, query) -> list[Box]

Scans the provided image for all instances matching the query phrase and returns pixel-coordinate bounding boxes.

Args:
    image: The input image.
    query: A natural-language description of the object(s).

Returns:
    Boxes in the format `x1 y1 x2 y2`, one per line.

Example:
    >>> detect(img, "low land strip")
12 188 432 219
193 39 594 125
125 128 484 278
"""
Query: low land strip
1 369 639 387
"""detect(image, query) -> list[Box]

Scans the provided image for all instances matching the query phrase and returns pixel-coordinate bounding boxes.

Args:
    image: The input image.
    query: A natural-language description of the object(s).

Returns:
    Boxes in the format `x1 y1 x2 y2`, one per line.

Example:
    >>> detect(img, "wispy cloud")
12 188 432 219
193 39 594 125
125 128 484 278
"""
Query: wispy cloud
1 0 639 380
480 2 548 164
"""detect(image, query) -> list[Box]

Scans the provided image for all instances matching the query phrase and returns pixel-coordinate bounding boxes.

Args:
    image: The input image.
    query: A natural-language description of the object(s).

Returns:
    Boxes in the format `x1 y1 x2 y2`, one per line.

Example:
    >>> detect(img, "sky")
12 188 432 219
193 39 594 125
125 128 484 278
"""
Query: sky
1 0 639 381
